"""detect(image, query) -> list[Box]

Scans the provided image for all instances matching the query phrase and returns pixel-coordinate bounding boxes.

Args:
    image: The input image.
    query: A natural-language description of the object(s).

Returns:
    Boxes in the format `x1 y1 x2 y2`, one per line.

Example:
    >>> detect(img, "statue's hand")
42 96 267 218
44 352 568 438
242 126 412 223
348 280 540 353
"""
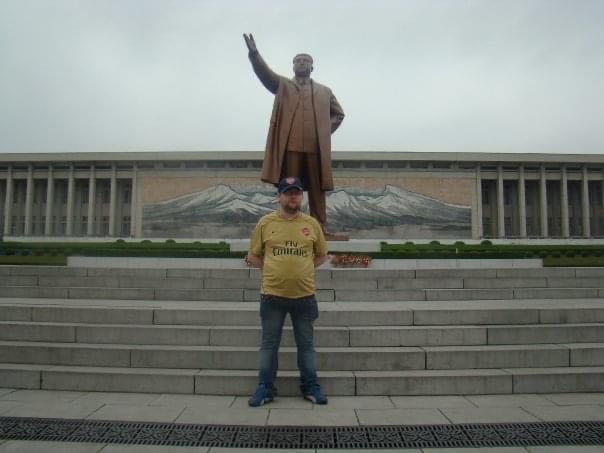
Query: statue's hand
243 33 257 53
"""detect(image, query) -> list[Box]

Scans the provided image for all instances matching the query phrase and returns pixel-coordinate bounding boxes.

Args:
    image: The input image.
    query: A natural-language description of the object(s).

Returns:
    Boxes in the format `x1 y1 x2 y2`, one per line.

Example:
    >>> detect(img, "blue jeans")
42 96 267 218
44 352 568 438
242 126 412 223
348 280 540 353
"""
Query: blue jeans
257 294 320 393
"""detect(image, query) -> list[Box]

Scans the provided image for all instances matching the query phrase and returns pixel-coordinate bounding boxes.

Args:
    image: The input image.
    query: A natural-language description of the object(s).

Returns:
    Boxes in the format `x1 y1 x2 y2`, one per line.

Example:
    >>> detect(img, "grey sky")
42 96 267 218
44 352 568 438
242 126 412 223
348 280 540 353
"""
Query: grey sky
1 0 603 154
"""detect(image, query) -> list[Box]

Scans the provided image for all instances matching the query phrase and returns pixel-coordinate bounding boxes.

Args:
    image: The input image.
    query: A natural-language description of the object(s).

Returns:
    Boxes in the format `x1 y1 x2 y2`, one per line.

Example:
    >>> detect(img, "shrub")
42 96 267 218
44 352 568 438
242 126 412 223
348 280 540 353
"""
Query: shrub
480 240 493 246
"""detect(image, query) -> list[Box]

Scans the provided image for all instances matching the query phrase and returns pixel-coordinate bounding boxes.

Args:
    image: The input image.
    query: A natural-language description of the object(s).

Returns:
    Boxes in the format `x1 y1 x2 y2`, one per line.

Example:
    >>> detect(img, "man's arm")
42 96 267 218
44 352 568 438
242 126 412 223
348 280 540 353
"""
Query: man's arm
313 255 328 268
245 253 264 268
243 33 280 94
329 93 345 133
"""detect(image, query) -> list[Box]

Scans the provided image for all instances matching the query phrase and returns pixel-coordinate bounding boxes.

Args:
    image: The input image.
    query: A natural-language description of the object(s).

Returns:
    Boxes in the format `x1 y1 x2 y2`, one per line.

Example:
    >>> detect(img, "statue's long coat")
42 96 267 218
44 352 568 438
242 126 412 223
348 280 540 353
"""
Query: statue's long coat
248 51 345 191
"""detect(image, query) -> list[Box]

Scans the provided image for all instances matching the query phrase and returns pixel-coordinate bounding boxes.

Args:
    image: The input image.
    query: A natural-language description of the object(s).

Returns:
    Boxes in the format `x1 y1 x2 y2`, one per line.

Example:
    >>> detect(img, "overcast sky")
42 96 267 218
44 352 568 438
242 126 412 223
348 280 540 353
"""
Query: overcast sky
1 0 603 154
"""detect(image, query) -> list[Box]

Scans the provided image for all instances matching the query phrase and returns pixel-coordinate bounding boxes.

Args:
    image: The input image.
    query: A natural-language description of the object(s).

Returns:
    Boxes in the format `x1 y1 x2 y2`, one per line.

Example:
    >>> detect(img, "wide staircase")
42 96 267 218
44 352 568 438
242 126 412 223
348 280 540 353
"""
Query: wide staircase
1 264 604 396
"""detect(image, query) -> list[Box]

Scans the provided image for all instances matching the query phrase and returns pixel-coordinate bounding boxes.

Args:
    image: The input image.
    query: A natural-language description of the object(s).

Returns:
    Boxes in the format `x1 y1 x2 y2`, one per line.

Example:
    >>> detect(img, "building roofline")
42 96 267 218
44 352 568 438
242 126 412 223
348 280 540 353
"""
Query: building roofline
0 150 603 164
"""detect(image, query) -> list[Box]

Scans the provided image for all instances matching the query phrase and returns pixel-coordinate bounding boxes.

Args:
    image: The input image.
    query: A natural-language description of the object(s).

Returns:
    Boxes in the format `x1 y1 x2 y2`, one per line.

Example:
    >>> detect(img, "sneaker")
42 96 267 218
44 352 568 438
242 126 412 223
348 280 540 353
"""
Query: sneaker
248 384 274 407
303 386 328 405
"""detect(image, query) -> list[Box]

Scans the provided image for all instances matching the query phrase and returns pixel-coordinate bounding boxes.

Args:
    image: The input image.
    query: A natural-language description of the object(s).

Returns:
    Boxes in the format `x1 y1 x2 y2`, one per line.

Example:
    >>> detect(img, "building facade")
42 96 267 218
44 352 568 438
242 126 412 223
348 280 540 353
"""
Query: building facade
1 151 603 240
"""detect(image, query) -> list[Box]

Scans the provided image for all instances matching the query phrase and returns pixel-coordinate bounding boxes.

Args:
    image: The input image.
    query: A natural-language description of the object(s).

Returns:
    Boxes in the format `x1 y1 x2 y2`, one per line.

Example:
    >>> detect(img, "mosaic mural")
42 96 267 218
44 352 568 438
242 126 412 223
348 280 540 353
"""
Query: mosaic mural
142 183 471 238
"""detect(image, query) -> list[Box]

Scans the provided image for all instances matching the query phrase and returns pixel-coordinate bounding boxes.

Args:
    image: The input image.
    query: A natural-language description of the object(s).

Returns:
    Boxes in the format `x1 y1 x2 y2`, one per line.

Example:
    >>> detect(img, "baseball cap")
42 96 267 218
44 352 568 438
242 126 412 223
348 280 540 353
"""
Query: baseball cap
277 176 304 193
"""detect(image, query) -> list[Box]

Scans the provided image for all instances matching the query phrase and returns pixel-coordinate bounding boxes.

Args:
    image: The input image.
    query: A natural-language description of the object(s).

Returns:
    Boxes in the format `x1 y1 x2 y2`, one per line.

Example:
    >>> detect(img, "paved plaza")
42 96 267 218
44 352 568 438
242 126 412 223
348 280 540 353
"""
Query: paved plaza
0 388 603 451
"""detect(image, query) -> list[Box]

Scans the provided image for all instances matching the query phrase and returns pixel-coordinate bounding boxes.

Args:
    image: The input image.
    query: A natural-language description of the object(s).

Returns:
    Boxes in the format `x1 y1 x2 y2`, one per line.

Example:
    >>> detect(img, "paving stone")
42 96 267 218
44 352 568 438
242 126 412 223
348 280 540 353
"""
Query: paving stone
0 287 66 298
576 267 604 277
416 269 497 278
335 289 425 302
32 307 153 324
151 394 235 408
542 392 604 405
464 394 555 407
155 288 243 301
0 402 20 416
204 278 261 289
526 447 604 453
153 308 257 326
426 289 513 301
424 448 527 453
425 344 569 369
463 278 547 289
231 396 313 409
42 366 196 393
539 308 604 324
195 370 355 396
0 440 105 452
390 395 474 408
120 277 205 289
522 404 604 421
3 400 104 419
547 277 604 288
76 325 211 346
355 370 512 395
165 268 212 278
440 406 540 423
414 308 539 325
38 276 119 288
9 266 87 277
267 408 359 426
350 326 486 347
87 268 167 278
176 407 269 425
101 445 209 453
514 288 599 299
68 287 155 300
87 404 184 422
508 366 604 393
568 343 604 366
317 279 378 290
0 342 131 367
209 269 250 279
72 391 161 406
496 268 576 278
312 396 394 410
209 326 349 347
1 389 86 403
487 324 604 344
0 364 43 389
0 306 31 322
378 278 463 290
331 269 415 280
356 408 450 425
0 322 76 342
0 277 37 287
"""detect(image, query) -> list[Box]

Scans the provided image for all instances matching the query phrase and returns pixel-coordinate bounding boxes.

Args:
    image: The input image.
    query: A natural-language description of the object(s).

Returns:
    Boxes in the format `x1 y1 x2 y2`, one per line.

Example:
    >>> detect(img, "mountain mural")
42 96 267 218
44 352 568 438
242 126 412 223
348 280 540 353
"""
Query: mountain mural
142 184 471 238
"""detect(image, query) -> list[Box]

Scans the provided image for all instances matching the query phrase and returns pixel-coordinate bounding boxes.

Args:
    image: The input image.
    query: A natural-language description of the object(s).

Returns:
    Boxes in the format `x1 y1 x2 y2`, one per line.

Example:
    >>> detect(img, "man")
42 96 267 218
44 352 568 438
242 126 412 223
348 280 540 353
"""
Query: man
246 176 329 407
243 33 345 234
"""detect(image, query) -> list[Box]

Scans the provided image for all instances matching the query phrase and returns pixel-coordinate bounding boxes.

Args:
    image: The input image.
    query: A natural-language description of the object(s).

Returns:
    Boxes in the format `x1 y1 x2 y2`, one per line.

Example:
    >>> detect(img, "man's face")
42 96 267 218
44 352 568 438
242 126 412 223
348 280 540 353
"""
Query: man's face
278 188 303 214
293 54 313 77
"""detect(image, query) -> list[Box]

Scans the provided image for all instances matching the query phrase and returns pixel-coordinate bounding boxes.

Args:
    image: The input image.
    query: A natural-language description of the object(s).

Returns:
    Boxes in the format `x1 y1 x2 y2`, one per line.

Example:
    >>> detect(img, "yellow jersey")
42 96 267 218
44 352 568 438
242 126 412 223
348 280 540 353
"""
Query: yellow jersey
249 211 327 298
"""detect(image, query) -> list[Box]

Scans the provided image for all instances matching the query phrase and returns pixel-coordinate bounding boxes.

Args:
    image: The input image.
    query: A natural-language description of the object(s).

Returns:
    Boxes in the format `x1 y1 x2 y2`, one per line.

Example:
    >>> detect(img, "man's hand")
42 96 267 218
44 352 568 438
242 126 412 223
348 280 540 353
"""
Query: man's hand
243 33 257 53
245 253 263 268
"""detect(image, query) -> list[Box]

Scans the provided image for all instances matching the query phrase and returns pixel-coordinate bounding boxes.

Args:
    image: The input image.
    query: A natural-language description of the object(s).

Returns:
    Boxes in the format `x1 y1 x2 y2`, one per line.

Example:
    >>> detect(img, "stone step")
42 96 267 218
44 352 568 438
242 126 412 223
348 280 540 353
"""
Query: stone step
1 321 603 347
2 363 604 395
1 340 600 370
0 341 426 370
3 284 604 302
3 301 604 327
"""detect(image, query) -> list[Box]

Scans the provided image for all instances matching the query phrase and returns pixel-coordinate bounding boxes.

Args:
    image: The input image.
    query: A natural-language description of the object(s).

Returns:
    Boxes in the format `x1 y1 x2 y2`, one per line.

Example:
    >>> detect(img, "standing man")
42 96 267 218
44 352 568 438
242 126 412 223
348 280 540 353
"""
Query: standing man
243 33 345 235
246 176 329 407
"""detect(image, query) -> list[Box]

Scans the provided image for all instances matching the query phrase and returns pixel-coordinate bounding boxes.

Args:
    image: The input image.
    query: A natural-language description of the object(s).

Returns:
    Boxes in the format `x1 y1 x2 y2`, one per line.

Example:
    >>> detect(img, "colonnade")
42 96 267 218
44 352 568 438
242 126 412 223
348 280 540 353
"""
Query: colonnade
1 164 135 237
478 165 604 238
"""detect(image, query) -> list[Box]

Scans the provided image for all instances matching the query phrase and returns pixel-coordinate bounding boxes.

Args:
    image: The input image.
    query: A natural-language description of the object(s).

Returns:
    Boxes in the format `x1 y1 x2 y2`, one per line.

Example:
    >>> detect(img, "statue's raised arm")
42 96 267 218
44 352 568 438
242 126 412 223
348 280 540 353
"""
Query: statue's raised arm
243 33 280 94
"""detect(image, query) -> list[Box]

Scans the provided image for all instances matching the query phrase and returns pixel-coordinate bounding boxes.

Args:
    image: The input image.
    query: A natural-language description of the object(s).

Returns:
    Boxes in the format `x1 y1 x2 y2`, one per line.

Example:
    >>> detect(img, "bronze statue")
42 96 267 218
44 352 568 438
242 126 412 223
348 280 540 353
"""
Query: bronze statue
243 33 345 234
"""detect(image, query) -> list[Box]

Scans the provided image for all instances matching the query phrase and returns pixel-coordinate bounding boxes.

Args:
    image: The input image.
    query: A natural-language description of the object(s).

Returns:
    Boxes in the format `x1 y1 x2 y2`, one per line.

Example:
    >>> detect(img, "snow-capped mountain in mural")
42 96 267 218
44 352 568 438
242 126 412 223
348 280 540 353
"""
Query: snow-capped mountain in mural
143 184 470 235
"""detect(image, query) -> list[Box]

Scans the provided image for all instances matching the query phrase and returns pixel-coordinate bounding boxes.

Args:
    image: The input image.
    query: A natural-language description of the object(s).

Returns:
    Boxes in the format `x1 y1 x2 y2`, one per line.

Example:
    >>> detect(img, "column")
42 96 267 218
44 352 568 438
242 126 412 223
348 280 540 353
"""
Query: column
561 166 569 238
87 165 96 236
540 165 548 237
497 165 505 237
24 165 34 235
581 166 590 238
130 164 137 237
44 165 54 235
3 166 13 236
65 164 75 236
109 163 117 236
518 165 527 237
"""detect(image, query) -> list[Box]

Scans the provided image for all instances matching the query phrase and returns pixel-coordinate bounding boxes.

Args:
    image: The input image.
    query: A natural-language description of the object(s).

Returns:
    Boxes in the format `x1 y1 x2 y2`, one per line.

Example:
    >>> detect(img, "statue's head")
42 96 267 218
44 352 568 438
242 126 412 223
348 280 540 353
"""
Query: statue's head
293 53 313 77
